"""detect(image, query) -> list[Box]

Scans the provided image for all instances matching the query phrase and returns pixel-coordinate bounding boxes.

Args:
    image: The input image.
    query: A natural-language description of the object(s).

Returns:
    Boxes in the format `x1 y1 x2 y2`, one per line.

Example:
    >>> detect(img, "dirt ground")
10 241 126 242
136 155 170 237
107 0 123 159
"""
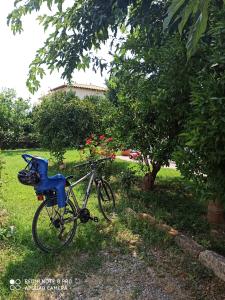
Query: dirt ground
27 247 225 300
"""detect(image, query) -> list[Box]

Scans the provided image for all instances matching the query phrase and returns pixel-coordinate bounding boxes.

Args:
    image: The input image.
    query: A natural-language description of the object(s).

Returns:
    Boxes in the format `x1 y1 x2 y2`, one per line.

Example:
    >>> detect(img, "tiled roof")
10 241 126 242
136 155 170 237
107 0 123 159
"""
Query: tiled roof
50 83 107 92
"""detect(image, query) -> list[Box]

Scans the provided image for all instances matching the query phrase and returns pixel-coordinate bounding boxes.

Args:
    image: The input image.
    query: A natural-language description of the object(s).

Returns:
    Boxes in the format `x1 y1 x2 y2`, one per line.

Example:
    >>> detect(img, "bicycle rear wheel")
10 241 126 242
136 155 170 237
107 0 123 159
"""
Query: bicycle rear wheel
32 199 77 253
97 180 115 221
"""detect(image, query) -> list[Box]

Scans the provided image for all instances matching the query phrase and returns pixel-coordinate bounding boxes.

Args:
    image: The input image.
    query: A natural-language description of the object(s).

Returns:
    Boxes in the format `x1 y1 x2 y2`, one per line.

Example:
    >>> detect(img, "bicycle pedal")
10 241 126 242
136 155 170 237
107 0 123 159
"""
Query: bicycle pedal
92 216 99 223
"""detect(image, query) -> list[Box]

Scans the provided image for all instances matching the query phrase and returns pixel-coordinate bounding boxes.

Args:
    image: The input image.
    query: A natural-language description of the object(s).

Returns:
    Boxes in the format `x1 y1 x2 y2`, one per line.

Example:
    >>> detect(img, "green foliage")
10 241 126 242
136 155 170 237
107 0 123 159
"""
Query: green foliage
119 168 137 193
33 91 109 162
7 0 129 92
84 134 115 159
7 0 225 203
174 7 225 203
107 5 191 186
0 226 16 241
7 0 224 89
8 0 167 93
164 0 224 58
0 149 183 299
0 152 3 196
0 88 36 149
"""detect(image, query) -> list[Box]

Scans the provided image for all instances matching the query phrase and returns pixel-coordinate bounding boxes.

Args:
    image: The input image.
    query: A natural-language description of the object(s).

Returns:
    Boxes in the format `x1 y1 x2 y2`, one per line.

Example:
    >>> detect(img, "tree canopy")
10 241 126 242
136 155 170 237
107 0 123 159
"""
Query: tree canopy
106 2 192 189
164 0 224 58
33 90 110 162
8 0 166 92
174 5 225 202
0 88 36 149
6 0 225 202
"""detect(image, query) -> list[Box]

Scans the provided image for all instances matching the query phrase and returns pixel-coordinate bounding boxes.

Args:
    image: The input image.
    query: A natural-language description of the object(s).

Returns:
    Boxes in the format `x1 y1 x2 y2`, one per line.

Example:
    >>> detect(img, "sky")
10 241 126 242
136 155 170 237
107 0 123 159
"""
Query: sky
0 1 110 103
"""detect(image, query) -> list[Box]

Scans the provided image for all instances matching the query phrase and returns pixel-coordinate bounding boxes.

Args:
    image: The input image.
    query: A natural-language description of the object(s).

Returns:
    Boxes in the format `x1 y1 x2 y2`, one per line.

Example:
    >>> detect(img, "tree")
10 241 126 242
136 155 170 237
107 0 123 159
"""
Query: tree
174 6 225 203
8 0 166 92
0 88 35 149
107 10 192 189
163 0 224 58
8 0 225 205
33 90 108 162
8 0 225 85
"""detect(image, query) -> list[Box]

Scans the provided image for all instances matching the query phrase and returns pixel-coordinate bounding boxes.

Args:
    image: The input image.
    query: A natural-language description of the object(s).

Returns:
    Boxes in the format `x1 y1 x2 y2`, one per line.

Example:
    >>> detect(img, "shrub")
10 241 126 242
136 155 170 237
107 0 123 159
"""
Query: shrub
34 91 102 163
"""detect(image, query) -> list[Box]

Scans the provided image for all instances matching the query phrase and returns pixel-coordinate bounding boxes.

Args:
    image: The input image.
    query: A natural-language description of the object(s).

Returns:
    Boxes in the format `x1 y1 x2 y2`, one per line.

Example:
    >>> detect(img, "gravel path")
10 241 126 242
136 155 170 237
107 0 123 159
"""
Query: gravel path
27 251 193 300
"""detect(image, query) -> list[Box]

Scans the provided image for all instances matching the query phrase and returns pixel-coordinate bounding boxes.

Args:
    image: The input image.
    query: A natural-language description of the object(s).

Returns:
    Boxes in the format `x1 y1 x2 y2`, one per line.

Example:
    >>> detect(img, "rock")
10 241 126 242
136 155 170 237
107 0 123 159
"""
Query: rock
174 234 204 258
168 228 179 237
199 250 225 282
138 212 179 236
210 229 225 240
138 213 156 225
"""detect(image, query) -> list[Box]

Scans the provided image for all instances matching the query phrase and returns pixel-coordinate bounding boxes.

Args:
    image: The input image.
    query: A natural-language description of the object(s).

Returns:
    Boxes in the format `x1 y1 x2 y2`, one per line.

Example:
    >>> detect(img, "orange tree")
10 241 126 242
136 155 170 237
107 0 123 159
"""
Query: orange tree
107 35 192 189
174 7 225 203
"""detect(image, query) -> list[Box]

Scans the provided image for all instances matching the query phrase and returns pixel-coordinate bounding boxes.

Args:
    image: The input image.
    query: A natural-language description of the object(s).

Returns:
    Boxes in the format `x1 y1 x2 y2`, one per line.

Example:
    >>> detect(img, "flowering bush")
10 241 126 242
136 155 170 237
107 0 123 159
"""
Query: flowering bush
84 134 116 160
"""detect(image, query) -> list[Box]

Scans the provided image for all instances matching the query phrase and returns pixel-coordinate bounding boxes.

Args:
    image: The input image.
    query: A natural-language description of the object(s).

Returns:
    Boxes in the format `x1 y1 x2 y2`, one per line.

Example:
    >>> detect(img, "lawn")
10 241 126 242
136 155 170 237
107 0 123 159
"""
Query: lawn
0 149 225 299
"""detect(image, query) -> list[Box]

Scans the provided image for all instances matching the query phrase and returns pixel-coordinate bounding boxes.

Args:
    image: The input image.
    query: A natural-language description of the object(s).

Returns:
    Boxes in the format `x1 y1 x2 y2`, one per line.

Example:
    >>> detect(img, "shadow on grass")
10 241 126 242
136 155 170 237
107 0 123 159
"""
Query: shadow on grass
1 176 139 297
124 177 210 236
1 183 172 298
1 157 191 298
1 218 120 297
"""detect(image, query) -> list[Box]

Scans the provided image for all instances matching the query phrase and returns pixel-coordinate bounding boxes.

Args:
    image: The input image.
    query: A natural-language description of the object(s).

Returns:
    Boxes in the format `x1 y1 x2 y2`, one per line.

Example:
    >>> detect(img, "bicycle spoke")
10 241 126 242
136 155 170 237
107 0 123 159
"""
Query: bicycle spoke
32 199 77 252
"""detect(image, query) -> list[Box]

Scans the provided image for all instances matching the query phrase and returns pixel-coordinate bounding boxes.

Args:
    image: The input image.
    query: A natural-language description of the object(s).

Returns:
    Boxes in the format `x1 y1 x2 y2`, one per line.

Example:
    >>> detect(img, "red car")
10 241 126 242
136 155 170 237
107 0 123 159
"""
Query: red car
129 150 141 159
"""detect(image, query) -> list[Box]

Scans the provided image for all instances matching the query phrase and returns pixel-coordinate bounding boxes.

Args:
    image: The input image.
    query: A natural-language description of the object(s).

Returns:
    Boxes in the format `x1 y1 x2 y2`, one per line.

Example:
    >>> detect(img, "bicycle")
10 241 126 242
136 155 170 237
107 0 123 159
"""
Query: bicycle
18 155 115 253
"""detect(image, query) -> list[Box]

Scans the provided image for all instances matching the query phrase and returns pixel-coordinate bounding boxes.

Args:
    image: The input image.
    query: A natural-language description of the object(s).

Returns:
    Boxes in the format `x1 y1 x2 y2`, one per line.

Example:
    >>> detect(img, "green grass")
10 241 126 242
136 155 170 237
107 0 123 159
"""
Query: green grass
0 149 224 299
121 165 225 256
0 150 126 298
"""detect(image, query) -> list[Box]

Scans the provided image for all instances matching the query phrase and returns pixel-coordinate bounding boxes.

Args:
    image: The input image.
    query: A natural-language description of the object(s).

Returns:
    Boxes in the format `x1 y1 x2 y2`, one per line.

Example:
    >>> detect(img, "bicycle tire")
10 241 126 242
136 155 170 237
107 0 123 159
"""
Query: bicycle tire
32 199 77 253
97 180 115 222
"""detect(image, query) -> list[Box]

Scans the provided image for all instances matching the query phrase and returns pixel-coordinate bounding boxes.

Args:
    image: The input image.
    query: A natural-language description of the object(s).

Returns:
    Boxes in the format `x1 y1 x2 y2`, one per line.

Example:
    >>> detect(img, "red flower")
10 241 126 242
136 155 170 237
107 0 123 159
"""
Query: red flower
106 137 113 143
86 138 92 145
99 135 105 140
110 153 116 160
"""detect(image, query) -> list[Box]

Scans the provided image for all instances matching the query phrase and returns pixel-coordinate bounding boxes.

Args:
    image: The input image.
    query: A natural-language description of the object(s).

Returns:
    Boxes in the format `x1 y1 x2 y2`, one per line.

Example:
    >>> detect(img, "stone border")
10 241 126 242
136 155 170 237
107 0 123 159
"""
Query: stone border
125 208 225 282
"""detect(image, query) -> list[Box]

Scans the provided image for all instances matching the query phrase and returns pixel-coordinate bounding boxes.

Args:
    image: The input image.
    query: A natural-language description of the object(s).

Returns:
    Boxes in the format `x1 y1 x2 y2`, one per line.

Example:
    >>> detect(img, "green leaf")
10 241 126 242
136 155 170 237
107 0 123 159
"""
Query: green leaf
178 0 198 34
163 0 186 31
187 0 210 59
47 0 53 10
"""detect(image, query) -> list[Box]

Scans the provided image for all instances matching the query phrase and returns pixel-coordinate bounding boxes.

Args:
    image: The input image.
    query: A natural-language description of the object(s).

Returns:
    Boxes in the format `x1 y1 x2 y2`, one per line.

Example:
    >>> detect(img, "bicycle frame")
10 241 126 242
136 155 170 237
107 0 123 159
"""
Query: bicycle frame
66 168 99 212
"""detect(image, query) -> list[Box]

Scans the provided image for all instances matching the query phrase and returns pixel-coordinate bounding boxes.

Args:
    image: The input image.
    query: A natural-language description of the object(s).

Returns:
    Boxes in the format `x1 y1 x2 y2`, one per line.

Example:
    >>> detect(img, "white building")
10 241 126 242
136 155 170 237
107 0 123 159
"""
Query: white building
50 83 107 99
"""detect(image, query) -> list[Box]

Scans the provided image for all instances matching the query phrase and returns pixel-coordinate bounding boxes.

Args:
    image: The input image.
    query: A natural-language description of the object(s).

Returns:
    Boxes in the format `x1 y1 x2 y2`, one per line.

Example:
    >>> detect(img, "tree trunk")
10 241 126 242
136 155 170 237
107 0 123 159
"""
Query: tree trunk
207 200 225 228
143 162 161 191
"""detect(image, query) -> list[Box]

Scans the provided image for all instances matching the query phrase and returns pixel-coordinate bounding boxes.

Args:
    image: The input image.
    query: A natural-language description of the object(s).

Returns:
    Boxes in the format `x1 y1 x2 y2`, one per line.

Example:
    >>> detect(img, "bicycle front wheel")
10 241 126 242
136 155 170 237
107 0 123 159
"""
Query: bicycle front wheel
98 180 115 222
32 199 77 253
